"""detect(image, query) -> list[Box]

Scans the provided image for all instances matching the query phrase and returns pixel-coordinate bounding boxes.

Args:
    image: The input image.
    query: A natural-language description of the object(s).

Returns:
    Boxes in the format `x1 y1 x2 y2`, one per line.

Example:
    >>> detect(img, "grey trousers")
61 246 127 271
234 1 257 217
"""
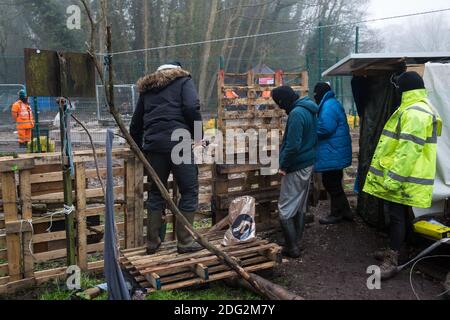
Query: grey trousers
278 166 313 220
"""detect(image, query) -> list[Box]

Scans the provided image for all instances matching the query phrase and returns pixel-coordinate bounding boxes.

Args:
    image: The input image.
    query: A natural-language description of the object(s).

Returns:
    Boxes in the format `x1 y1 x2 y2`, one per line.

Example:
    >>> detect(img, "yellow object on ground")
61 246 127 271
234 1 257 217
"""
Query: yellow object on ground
414 220 450 240
347 114 360 129
27 136 56 153
204 118 216 131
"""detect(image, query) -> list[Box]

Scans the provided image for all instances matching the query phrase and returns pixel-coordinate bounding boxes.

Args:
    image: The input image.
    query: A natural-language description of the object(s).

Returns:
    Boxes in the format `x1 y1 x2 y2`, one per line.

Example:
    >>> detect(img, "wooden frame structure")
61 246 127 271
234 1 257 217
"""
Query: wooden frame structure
212 70 309 223
0 148 275 295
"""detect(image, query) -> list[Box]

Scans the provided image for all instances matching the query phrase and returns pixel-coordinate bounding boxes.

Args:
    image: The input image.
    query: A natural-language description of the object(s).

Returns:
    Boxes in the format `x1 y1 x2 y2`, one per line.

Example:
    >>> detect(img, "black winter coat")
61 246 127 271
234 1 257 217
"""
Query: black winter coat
130 68 203 153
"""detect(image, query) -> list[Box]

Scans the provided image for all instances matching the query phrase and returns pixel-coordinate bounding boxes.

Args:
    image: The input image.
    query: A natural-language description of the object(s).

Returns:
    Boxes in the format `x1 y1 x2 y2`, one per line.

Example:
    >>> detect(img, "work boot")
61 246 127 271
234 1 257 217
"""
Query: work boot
305 212 315 224
280 218 301 258
146 210 163 255
293 211 306 244
373 248 389 261
319 196 343 225
177 211 203 254
380 250 399 280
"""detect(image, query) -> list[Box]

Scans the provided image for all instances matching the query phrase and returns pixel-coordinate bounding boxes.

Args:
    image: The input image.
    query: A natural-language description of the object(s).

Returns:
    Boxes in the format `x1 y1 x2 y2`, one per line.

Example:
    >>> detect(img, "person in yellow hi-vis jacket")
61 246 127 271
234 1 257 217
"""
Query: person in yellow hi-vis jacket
363 71 442 280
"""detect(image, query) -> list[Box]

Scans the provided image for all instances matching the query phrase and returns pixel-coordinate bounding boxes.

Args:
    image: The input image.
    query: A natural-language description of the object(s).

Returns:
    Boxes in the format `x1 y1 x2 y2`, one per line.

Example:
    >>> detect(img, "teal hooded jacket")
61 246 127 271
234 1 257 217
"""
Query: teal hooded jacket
279 97 319 173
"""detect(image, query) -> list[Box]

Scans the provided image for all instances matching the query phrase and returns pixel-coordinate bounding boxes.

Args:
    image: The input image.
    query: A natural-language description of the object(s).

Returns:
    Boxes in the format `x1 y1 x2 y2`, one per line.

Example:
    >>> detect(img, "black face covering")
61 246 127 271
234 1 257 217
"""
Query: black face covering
313 82 331 105
271 86 299 112
20 97 28 104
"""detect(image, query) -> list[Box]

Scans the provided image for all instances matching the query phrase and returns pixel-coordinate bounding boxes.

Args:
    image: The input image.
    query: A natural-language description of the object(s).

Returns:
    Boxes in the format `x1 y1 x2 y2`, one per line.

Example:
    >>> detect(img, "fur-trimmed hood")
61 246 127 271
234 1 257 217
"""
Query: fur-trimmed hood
136 68 191 93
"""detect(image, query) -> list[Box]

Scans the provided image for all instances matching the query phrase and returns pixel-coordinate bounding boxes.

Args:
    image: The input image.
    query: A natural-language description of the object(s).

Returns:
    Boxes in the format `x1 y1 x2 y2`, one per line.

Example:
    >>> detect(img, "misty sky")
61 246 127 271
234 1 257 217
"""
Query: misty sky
368 0 450 27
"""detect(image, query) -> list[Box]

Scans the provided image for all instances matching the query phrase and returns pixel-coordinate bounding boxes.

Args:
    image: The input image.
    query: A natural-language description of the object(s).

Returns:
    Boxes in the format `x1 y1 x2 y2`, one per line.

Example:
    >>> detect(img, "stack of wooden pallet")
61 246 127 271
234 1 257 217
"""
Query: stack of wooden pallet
120 230 282 292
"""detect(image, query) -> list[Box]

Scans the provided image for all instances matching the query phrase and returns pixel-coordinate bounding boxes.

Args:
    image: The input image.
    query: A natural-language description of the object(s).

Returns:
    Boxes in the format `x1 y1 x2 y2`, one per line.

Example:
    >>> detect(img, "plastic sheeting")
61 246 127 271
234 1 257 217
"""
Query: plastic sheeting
413 63 450 217
352 74 401 228
104 129 131 300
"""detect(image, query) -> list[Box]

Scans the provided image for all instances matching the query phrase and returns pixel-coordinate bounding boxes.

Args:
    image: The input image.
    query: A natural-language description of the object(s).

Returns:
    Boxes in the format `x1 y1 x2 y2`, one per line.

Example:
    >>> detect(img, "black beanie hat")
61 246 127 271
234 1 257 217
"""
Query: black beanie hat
271 86 300 111
396 71 425 94
313 82 332 105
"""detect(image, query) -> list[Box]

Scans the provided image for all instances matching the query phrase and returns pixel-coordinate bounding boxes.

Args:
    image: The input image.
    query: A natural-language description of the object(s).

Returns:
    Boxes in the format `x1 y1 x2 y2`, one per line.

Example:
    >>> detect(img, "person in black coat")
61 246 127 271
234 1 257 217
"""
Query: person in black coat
130 62 203 255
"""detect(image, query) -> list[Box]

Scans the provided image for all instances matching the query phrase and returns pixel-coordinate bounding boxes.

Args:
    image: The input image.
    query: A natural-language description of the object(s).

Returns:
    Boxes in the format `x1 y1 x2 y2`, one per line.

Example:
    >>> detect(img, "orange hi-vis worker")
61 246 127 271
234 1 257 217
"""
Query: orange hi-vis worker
262 90 271 99
11 89 35 146
225 89 239 99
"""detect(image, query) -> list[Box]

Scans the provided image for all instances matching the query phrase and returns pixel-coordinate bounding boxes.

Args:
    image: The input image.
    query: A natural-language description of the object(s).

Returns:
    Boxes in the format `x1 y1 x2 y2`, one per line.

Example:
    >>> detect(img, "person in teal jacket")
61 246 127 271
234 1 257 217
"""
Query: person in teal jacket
314 82 353 225
272 86 318 258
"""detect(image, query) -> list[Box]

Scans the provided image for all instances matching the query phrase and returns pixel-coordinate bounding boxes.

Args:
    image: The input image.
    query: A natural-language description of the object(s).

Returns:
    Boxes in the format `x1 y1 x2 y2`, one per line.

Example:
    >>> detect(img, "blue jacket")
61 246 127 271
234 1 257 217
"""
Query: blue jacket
315 91 352 172
280 97 319 173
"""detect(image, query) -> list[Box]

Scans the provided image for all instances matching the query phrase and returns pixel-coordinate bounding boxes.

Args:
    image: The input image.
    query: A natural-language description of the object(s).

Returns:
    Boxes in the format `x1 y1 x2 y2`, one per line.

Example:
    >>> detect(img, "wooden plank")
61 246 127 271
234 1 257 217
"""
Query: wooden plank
125 160 136 249
32 238 125 262
147 261 276 292
139 243 276 276
134 159 144 246
1 172 21 281
191 263 209 280
0 159 34 173
216 164 270 175
215 187 280 210
145 272 162 290
30 167 124 184
32 222 123 244
75 163 88 270
31 186 123 203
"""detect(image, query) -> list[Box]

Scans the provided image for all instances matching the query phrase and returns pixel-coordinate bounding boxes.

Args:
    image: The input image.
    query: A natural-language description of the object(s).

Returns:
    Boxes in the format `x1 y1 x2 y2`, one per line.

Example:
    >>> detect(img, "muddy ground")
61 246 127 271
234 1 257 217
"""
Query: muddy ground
271 199 448 300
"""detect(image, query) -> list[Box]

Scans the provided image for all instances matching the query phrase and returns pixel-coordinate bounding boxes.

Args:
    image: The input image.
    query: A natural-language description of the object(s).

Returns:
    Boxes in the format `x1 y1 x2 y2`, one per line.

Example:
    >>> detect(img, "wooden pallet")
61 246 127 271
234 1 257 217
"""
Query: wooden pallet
120 231 282 292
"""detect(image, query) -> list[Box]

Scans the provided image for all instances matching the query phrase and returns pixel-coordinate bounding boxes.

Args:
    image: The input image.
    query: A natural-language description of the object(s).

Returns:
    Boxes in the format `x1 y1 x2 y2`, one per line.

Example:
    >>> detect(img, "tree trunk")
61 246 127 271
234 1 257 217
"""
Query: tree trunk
198 0 219 110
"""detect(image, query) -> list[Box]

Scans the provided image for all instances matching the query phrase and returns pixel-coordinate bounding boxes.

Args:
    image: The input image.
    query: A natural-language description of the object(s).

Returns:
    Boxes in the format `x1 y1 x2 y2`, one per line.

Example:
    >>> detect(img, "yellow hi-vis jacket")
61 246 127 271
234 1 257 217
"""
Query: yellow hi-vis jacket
363 89 442 208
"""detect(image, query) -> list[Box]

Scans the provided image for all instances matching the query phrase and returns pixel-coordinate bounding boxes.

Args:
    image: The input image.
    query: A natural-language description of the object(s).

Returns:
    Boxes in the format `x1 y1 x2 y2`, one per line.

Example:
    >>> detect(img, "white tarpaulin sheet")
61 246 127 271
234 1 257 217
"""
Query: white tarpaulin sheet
414 63 450 217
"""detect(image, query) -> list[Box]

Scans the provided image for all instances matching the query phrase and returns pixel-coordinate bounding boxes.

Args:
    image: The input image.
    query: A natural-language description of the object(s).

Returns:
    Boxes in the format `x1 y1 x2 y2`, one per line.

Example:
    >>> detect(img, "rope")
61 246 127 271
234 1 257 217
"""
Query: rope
106 8 450 56
18 205 75 261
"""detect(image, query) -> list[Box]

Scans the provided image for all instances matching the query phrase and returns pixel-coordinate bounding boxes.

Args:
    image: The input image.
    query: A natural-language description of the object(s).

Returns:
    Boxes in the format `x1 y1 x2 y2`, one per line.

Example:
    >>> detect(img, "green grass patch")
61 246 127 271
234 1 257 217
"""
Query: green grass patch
147 284 260 301
38 273 107 301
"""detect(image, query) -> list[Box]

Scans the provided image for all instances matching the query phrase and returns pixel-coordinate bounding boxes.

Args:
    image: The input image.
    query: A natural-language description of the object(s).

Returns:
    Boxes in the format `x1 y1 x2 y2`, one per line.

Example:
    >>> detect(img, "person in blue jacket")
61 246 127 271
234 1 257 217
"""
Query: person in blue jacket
272 86 318 258
314 82 353 225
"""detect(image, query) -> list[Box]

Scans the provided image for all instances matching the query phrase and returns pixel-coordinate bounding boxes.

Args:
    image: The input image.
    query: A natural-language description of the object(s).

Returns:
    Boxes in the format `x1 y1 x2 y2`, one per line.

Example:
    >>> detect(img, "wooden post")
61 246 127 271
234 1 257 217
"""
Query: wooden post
19 170 34 278
1 172 21 281
125 159 136 248
134 158 144 246
58 100 76 266
75 163 88 271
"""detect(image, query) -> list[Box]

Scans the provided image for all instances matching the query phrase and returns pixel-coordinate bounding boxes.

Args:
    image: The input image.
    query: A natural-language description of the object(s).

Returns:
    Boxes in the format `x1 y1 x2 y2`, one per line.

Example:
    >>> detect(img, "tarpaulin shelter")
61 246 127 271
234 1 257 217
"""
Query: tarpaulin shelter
323 53 450 228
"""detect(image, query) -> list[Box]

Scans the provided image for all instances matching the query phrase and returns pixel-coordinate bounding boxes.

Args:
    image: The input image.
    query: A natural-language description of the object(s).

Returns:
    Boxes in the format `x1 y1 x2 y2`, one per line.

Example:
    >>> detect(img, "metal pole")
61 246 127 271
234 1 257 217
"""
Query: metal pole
318 22 323 81
33 96 42 153
131 85 136 112
96 85 101 123
355 26 360 54
219 55 225 71
59 100 76 266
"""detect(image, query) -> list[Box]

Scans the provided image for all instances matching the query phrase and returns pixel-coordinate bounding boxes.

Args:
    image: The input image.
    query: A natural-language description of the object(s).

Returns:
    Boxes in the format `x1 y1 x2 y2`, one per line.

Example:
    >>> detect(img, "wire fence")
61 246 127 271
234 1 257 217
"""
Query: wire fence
0 53 358 154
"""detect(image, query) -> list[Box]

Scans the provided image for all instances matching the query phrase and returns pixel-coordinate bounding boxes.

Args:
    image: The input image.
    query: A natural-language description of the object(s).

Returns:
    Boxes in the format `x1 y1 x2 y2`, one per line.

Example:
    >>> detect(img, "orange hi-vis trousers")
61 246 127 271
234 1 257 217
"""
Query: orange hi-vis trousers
18 129 32 144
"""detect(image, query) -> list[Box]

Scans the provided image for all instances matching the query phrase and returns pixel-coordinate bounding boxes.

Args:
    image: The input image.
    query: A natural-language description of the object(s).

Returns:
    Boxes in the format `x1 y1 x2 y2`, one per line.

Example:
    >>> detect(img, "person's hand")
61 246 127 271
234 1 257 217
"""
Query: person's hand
279 170 287 177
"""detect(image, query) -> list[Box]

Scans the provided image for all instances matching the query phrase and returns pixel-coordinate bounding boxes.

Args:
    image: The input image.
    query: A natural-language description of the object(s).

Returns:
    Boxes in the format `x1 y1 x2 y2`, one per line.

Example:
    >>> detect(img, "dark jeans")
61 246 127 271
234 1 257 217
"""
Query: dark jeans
322 170 346 197
386 201 409 252
146 152 199 213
